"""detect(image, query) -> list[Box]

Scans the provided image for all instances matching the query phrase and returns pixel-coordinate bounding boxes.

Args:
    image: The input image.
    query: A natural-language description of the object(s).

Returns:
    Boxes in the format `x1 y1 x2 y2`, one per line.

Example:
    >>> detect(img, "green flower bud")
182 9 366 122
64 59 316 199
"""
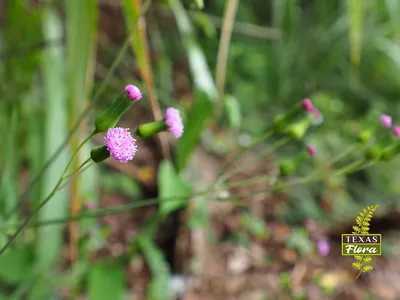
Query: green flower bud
279 159 297 177
382 142 400 161
286 118 312 140
94 93 133 133
357 129 374 144
273 114 287 133
90 145 110 163
135 120 167 139
183 0 204 10
364 145 382 161
94 85 142 133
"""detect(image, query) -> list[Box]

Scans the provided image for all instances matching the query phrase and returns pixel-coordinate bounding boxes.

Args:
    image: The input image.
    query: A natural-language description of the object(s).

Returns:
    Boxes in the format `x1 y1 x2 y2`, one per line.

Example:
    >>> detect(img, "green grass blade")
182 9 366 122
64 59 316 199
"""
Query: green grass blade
36 7 69 269
347 0 365 67
169 0 218 171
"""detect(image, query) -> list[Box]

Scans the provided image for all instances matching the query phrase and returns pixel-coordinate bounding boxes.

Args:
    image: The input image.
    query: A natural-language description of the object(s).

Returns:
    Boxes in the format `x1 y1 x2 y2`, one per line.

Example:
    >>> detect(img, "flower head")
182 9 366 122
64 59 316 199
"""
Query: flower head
317 239 329 256
104 127 138 163
306 145 317 157
124 84 142 101
165 108 184 138
310 108 321 120
380 114 392 128
302 98 313 112
393 126 400 138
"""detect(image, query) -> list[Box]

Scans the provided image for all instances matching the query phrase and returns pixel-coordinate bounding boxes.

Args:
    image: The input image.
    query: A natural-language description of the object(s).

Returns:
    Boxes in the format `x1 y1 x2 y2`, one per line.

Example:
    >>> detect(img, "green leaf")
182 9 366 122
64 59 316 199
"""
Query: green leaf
285 227 314 257
137 236 170 300
239 212 270 239
158 160 191 216
170 0 218 171
0 247 34 284
88 259 125 300
225 95 242 130
176 90 214 171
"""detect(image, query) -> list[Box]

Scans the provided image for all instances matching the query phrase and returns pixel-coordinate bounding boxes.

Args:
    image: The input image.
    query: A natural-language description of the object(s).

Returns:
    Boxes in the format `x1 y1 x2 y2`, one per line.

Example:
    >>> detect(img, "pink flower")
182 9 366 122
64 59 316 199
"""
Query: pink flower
317 239 329 256
306 145 317 157
165 108 184 138
310 108 321 120
124 84 142 101
302 98 313 112
83 202 96 210
104 127 138 163
393 125 400 138
380 114 392 128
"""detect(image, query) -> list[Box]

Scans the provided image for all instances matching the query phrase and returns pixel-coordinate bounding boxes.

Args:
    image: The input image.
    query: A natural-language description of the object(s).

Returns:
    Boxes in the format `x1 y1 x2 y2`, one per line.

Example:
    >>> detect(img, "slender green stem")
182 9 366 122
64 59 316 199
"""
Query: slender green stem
219 136 289 183
334 159 365 176
62 157 92 180
58 161 94 191
215 130 274 182
0 133 94 256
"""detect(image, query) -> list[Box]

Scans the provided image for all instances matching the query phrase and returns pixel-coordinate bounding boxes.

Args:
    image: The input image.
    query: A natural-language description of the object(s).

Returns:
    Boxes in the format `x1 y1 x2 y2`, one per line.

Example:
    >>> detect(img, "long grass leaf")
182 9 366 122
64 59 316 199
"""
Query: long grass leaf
65 0 98 262
169 0 217 171
36 7 69 269
347 0 365 67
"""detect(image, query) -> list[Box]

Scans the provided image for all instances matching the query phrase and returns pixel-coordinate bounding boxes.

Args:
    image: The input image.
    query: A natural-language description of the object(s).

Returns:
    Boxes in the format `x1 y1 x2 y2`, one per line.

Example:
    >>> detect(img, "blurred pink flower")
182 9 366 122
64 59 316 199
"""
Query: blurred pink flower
306 145 317 157
165 108 184 138
380 114 392 128
302 98 313 112
393 125 400 138
317 239 329 256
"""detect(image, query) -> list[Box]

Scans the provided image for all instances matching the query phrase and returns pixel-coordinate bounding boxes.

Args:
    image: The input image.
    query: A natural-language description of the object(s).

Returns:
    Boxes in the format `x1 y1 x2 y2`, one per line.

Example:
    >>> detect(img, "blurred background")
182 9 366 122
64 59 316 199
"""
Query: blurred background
1 0 400 299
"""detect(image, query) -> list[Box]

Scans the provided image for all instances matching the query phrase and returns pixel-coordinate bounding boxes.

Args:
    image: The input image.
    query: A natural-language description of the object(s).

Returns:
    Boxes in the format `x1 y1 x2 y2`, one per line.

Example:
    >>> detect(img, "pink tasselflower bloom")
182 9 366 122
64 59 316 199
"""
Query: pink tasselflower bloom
306 145 317 157
165 108 184 138
104 127 138 163
317 239 330 256
124 84 142 101
302 98 314 112
392 125 400 138
380 114 392 128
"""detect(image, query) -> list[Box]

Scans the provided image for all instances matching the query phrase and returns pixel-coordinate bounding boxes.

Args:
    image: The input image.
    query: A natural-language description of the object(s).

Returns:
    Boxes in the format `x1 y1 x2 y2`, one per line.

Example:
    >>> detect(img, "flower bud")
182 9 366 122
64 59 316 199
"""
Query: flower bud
357 129 374 144
94 85 142 133
90 145 110 163
382 142 400 161
136 120 167 139
286 117 313 140
306 145 317 157
273 114 287 133
279 159 297 177
364 145 382 161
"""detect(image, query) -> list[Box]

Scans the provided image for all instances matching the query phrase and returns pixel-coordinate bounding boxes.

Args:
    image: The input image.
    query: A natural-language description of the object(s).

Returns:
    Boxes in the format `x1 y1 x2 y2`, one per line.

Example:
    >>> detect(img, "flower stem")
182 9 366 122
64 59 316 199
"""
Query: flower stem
62 157 92 180
214 129 273 182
